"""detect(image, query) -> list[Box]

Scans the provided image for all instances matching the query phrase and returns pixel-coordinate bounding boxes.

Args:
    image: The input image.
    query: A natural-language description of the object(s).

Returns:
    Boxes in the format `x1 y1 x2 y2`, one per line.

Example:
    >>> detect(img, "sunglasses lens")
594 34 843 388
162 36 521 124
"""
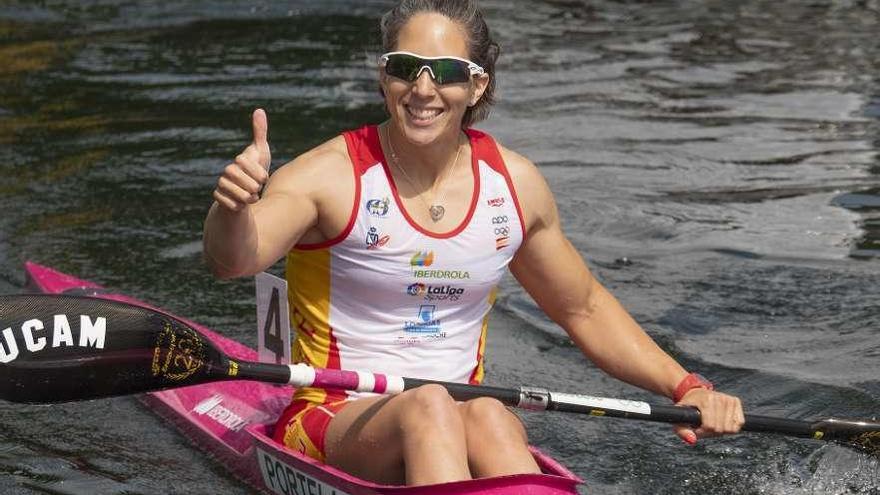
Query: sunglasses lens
385 54 422 81
432 58 470 84
384 54 472 85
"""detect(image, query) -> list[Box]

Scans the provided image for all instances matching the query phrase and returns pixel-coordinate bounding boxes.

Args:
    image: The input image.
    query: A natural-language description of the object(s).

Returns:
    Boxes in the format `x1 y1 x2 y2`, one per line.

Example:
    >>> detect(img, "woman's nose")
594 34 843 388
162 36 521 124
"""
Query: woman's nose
412 67 437 96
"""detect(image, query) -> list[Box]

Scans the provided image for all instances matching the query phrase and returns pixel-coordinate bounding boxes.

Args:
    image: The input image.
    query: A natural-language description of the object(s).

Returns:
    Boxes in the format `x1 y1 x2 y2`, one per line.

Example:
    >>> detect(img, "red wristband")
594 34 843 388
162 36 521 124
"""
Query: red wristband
673 373 714 403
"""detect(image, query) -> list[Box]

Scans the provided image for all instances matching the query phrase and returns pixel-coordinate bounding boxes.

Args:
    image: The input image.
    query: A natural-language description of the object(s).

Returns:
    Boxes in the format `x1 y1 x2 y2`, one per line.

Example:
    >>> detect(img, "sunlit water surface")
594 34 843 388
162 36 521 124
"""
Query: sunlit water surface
1 1 878 493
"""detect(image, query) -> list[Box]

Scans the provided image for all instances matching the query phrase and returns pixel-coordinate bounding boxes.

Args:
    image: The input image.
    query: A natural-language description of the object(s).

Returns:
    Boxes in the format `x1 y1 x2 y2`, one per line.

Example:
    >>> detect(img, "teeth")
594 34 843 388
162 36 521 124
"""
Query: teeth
406 106 442 121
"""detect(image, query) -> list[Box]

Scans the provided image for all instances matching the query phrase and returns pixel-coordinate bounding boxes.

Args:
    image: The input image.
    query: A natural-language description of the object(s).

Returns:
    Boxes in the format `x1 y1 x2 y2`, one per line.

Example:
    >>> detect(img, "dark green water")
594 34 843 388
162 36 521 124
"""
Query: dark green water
1 1 878 493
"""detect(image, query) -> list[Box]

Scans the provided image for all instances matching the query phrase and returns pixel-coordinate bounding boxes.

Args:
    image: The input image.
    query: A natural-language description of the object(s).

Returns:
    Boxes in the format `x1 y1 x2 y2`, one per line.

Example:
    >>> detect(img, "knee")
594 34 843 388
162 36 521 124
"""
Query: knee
399 384 460 429
461 398 528 443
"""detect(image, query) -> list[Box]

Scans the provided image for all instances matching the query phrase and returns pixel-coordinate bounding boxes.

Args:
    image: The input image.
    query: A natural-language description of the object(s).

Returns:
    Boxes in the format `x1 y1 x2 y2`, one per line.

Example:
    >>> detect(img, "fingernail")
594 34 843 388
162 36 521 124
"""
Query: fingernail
684 432 697 446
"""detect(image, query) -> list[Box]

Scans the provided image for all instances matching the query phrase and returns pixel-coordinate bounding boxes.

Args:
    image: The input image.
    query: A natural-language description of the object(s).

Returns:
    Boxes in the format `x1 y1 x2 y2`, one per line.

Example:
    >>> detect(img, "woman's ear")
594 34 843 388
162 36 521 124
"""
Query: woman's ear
378 67 388 91
470 73 490 107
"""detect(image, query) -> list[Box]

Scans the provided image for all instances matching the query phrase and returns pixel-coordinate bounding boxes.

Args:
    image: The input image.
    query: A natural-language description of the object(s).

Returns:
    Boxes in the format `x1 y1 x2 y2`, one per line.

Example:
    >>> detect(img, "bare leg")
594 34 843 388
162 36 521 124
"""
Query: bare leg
324 384 472 486
459 397 541 477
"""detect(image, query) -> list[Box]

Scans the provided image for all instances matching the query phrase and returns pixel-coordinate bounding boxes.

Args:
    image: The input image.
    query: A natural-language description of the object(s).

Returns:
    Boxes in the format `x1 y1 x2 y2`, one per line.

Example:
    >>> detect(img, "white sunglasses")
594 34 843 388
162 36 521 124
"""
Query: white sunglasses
379 51 485 85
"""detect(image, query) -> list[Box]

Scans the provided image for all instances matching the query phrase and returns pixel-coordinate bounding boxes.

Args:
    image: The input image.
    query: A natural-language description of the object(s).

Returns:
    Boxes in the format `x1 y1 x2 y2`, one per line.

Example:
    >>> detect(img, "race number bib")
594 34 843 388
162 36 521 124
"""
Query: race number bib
255 272 291 364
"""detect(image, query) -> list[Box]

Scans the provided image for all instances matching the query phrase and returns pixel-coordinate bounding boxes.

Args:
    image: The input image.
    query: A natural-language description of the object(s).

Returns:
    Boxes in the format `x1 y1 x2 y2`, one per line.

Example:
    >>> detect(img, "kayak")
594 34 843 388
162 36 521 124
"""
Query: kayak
23 261 584 495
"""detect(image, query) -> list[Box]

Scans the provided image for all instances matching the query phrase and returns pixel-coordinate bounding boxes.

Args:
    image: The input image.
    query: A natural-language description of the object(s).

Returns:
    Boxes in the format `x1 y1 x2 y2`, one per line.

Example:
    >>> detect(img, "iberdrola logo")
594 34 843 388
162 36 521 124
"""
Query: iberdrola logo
410 251 434 267
409 251 471 280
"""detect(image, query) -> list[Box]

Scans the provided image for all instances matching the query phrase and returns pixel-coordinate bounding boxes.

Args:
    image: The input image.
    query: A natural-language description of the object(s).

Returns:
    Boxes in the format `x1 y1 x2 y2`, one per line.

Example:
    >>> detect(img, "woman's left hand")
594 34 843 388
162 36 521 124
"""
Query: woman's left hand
673 388 745 445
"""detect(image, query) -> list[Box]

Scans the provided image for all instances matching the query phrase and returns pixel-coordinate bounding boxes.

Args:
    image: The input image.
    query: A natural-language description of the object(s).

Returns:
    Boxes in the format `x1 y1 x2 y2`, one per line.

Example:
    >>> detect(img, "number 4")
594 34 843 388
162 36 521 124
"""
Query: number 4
255 272 291 365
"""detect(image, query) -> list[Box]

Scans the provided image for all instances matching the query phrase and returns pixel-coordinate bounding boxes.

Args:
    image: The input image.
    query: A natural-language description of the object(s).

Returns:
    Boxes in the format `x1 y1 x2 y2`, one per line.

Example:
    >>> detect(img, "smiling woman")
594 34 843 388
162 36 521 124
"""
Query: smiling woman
4 0 880 492
377 0 499 130
201 0 744 487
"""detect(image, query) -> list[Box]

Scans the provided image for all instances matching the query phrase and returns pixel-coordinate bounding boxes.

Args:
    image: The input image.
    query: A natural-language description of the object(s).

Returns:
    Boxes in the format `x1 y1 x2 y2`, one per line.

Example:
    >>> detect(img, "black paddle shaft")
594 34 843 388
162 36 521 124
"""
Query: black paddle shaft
404 375 879 456
1 294 877 458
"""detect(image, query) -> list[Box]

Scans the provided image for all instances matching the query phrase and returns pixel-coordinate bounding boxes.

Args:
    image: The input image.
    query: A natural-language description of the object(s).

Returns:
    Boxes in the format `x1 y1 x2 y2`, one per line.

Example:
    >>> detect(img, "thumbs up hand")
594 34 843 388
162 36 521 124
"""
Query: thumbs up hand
213 109 272 211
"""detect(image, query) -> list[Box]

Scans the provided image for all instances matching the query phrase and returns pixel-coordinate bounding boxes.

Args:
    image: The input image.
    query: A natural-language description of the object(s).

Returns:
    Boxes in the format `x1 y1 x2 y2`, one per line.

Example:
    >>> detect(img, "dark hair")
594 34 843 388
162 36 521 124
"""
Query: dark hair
379 0 500 128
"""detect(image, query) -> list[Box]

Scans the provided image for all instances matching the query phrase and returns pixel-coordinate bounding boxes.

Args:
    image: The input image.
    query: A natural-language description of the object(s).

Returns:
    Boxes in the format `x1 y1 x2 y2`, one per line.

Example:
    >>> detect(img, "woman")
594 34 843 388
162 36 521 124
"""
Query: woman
203 0 744 486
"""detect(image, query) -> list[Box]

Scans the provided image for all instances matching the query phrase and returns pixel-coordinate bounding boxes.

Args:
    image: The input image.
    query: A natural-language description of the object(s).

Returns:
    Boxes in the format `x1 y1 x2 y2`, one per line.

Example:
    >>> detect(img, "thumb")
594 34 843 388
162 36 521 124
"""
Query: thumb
251 108 271 169
673 425 698 446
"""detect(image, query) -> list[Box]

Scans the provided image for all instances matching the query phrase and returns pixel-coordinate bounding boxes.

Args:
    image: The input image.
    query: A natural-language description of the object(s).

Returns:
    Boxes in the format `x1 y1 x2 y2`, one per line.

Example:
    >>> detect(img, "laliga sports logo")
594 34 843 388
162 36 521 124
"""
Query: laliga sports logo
407 283 466 301
407 283 427 296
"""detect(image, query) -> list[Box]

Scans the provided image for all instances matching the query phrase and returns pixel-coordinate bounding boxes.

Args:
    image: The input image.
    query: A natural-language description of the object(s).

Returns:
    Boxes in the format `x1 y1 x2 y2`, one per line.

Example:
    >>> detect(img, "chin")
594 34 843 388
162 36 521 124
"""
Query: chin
401 125 442 146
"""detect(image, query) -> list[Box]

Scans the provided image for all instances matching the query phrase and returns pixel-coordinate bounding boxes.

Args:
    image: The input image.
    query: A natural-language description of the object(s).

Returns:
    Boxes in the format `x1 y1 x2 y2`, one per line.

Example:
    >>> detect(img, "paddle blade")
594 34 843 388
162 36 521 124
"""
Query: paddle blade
814 418 880 459
852 431 880 458
0 294 229 403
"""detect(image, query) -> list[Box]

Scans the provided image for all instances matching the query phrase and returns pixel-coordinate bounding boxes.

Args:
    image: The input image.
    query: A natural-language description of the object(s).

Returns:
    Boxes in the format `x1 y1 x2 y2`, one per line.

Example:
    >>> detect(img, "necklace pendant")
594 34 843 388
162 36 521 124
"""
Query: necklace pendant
429 205 445 222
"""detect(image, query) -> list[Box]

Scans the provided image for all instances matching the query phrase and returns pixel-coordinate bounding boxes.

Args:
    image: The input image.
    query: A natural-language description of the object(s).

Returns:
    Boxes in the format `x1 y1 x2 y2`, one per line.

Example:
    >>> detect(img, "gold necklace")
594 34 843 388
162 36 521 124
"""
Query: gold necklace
384 125 463 223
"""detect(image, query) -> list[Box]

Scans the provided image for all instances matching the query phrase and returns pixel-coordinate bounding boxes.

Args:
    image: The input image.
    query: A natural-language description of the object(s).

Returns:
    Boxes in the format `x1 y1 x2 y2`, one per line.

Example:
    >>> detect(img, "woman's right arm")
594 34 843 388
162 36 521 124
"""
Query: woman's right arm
202 109 343 278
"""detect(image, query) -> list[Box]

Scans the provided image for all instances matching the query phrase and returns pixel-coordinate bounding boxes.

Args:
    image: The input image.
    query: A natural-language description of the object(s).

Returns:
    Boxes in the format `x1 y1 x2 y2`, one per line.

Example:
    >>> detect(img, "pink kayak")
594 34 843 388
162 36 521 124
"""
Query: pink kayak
23 261 584 495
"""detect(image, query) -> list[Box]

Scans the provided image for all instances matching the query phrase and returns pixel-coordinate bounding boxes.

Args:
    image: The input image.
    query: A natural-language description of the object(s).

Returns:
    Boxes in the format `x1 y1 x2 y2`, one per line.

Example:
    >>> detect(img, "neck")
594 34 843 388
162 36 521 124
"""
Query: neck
384 121 463 183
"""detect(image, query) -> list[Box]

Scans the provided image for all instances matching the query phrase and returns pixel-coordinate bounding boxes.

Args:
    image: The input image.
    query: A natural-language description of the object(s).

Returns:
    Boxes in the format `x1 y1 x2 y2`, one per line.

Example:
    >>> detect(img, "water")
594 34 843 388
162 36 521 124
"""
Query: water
1 0 879 493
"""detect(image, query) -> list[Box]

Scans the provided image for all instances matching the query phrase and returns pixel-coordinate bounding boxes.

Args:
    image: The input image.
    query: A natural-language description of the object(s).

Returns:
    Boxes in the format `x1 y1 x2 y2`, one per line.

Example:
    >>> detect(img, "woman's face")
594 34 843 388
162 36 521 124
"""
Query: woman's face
381 12 489 146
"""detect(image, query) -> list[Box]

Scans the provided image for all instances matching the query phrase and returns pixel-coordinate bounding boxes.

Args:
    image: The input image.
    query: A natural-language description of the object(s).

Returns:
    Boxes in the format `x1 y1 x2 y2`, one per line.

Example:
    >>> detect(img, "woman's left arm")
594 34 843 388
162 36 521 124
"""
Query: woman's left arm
503 147 744 443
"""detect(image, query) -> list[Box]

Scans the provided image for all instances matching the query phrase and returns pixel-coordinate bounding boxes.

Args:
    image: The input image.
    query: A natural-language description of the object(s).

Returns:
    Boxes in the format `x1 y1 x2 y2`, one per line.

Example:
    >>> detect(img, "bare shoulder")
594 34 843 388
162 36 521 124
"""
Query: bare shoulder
261 134 355 242
265 135 351 197
498 145 543 186
496 143 556 232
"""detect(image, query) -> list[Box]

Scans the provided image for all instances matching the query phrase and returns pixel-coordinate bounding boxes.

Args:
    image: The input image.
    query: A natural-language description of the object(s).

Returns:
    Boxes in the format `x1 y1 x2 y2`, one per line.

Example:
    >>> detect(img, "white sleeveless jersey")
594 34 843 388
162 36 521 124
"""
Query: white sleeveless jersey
286 125 524 404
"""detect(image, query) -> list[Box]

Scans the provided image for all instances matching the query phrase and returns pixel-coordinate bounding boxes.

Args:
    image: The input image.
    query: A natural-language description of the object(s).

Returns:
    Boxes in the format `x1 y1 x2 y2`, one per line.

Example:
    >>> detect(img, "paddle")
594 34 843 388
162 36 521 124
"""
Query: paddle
1 294 877 458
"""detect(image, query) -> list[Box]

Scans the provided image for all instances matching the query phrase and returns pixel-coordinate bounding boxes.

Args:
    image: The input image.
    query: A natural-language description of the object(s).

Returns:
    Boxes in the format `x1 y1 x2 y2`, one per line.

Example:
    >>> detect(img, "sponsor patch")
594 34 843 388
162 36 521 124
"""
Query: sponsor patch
408 252 470 279
410 250 434 267
0 314 107 364
192 394 249 431
151 321 205 382
406 283 426 296
406 283 465 301
490 213 512 251
404 305 441 333
411 269 470 280
365 227 390 250
365 197 390 218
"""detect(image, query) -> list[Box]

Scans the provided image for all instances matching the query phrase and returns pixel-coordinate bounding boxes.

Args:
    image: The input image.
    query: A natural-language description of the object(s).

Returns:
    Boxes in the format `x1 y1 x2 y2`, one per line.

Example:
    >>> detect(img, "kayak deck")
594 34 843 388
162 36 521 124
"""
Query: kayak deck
23 261 583 495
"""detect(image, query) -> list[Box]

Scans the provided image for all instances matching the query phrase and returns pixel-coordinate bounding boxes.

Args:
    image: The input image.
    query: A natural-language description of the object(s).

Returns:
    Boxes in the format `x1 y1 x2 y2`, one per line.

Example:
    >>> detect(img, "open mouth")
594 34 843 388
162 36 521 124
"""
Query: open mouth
405 104 443 124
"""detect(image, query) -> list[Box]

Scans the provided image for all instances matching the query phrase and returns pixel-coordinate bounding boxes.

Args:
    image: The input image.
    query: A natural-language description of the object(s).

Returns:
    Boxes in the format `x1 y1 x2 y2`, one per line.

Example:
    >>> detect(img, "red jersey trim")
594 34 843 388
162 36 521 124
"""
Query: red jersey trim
293 129 366 251
375 126 481 239
466 128 527 241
